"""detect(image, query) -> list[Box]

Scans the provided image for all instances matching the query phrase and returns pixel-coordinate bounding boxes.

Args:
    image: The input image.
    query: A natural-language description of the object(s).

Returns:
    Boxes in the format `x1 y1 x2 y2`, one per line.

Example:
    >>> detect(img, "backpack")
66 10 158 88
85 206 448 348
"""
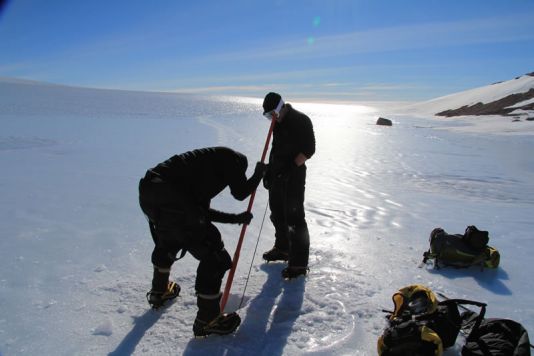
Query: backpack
422 226 500 269
378 285 486 356
461 310 533 356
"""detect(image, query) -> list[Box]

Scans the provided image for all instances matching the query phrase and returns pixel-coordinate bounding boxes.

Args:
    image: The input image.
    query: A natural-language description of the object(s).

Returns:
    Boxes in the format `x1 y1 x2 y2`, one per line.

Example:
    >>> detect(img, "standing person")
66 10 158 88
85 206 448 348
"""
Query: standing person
261 92 316 279
139 147 266 337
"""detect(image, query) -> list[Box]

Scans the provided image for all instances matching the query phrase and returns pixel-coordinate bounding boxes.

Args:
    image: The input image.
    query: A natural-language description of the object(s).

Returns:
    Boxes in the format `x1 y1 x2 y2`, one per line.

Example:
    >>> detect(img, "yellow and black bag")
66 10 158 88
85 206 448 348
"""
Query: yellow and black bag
378 285 486 356
422 226 500 269
378 285 445 356
378 319 443 356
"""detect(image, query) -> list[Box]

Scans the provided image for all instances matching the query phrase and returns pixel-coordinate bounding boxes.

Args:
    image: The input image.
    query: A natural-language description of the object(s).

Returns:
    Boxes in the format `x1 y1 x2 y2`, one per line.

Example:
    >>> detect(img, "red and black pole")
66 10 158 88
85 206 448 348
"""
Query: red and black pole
220 114 276 311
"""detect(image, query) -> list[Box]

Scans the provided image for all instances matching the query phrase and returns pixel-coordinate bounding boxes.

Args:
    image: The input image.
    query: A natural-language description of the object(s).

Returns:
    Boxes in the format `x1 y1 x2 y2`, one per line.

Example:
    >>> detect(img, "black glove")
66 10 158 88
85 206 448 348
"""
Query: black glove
262 164 271 190
263 175 270 190
233 211 253 225
254 162 268 178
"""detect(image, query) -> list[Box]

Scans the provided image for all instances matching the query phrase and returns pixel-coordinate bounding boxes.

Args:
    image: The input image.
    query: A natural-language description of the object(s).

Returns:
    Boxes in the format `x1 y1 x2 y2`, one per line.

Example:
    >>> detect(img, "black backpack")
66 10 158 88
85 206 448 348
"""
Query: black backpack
461 310 533 356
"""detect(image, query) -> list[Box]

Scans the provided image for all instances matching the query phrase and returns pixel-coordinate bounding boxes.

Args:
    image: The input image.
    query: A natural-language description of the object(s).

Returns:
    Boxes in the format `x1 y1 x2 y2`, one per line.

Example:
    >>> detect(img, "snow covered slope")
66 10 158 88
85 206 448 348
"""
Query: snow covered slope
406 72 534 117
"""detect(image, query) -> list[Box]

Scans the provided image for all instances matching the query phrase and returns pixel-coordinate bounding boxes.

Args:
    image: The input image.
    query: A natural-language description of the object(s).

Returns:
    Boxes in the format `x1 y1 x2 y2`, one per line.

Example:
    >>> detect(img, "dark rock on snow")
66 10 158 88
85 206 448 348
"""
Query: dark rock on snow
376 117 392 126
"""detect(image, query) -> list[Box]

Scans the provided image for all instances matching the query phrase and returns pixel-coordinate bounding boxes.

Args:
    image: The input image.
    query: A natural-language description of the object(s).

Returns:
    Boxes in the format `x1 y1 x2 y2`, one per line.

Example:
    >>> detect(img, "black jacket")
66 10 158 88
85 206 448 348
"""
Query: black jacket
269 104 315 174
149 147 261 221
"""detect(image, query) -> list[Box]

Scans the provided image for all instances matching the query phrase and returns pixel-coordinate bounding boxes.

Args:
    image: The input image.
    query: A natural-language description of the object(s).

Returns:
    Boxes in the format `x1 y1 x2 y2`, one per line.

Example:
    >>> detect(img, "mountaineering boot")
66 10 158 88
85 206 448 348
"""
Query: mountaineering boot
147 266 180 309
193 312 242 337
281 266 309 279
262 246 289 262
193 294 241 337
147 281 180 309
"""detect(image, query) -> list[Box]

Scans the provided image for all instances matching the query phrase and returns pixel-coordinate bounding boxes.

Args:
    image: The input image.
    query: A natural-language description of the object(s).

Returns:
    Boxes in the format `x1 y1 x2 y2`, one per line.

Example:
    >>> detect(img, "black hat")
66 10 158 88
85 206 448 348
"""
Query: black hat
263 92 282 115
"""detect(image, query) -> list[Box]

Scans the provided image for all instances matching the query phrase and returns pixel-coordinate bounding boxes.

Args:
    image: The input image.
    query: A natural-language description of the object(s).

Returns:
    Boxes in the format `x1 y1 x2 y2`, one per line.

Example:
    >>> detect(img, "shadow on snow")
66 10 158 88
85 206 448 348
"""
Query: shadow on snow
183 263 306 355
108 308 164 356
426 266 511 295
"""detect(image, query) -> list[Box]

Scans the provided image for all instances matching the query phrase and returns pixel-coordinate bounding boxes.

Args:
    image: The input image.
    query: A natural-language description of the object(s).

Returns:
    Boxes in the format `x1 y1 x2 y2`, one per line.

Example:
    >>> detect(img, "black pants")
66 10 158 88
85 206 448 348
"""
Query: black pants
139 174 232 295
268 165 310 267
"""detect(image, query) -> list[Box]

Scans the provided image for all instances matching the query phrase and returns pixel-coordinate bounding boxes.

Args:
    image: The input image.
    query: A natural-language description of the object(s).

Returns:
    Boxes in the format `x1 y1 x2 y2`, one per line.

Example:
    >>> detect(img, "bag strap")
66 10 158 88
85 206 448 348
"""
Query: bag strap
436 293 487 313
419 250 432 267
439 298 487 319
436 293 487 338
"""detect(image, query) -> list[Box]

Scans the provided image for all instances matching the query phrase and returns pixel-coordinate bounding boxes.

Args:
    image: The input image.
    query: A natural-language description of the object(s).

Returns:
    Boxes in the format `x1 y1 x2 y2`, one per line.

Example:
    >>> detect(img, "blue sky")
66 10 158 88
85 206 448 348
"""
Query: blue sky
1 0 534 102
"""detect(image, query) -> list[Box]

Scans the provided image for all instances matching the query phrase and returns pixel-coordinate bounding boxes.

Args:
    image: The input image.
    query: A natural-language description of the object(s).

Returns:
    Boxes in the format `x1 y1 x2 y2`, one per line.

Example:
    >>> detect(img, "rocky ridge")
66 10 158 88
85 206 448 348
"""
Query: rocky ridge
436 72 534 117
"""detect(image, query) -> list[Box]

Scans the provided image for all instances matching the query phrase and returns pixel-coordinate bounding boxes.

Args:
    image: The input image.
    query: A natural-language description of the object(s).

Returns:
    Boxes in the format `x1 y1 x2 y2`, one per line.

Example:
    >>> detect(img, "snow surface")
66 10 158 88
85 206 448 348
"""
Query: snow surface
507 97 534 109
1 80 533 355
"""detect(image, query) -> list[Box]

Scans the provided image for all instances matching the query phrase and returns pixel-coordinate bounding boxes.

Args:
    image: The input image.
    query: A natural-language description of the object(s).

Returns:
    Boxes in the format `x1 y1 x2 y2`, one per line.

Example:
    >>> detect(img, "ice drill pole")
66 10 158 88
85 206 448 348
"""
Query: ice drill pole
220 115 276 311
